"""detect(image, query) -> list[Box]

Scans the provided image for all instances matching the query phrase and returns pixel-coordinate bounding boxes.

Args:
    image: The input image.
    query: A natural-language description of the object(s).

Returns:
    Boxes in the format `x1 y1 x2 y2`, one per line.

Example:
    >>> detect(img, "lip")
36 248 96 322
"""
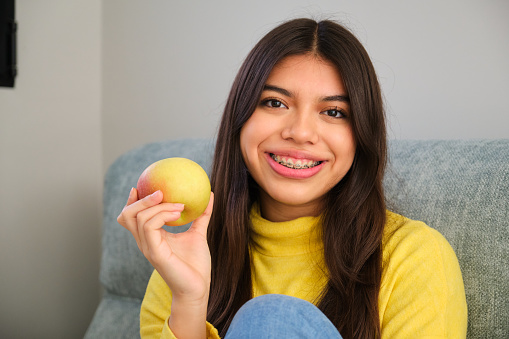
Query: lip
265 152 325 179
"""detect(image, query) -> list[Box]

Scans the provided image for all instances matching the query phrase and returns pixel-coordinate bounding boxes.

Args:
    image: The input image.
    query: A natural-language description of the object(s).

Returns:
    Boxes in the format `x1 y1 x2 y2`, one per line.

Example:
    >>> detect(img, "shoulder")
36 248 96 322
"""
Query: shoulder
381 210 462 292
379 211 467 338
382 210 455 266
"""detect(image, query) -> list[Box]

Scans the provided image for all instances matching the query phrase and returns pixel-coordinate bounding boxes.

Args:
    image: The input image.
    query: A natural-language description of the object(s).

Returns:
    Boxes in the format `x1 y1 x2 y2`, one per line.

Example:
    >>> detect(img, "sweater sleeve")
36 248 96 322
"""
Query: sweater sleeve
140 269 221 339
379 217 468 338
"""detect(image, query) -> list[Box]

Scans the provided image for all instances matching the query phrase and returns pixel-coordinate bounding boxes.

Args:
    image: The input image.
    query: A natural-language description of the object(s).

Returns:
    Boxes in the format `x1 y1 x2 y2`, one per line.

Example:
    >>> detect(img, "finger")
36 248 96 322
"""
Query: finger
136 202 185 227
119 190 164 229
136 190 164 209
118 190 164 254
117 188 136 225
188 192 214 237
126 187 139 205
137 203 185 256
117 188 139 226
143 211 183 255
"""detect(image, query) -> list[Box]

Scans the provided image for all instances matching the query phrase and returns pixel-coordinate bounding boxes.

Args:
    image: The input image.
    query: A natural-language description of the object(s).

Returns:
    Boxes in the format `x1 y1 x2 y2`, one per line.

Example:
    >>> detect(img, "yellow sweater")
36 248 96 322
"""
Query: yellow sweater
140 208 467 338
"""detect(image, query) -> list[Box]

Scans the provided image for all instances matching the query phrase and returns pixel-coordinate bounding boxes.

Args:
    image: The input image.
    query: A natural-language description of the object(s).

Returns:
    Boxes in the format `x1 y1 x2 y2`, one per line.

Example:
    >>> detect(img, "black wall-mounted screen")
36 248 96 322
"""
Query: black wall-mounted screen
0 0 16 87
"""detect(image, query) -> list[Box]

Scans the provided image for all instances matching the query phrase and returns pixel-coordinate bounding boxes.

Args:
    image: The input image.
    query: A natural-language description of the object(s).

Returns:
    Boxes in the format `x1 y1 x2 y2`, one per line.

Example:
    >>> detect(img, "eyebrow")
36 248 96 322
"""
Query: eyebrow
263 84 292 97
263 84 350 103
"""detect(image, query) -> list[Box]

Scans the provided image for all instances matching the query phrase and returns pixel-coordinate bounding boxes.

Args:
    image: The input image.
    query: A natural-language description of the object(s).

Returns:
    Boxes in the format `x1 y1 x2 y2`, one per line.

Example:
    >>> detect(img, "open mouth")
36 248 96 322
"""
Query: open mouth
270 153 323 169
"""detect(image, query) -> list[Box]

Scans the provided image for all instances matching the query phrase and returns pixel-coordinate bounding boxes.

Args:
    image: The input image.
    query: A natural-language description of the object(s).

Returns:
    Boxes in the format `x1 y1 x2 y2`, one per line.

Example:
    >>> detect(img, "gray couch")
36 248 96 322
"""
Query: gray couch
85 139 508 338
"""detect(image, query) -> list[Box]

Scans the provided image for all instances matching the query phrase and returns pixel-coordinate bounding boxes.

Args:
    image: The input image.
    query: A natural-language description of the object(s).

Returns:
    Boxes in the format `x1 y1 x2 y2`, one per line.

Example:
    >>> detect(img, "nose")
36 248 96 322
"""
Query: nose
281 110 319 144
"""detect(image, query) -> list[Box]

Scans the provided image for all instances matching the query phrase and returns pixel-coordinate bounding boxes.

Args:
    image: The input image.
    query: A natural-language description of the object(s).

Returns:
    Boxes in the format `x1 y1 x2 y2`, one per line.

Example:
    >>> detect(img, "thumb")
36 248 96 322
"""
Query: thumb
189 192 214 237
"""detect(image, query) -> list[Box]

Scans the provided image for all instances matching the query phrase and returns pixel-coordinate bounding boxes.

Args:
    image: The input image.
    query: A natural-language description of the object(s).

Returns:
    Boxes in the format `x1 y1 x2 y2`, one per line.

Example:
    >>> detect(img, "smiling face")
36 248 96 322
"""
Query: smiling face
240 54 356 222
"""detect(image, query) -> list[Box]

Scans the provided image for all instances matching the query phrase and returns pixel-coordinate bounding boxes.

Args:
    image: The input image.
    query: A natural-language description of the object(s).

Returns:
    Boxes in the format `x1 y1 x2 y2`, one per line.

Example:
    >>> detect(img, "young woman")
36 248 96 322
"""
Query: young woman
117 18 467 339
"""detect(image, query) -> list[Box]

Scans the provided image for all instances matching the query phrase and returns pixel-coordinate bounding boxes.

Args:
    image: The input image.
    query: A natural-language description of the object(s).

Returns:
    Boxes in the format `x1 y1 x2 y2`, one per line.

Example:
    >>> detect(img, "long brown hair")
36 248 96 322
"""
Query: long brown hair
207 18 386 338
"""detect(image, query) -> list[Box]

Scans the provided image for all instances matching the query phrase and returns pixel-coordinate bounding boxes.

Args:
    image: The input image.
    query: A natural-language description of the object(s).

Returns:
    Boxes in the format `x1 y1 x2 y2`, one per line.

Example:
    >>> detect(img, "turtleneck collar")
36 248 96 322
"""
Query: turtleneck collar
249 203 324 257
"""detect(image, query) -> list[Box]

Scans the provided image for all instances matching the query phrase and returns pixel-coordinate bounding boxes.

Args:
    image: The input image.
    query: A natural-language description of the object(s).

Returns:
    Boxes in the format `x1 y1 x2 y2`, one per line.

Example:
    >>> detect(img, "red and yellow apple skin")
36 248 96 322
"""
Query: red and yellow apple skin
136 157 211 226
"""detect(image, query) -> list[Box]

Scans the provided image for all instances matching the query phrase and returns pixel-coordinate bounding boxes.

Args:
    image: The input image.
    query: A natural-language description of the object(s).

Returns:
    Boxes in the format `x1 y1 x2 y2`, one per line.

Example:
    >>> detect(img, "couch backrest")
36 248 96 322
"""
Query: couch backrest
100 138 508 338
384 140 508 338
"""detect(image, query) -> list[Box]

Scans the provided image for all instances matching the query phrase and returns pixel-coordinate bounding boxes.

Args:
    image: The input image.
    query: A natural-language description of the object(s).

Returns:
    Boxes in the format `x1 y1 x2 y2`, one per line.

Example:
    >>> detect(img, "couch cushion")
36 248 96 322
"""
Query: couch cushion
84 295 141 339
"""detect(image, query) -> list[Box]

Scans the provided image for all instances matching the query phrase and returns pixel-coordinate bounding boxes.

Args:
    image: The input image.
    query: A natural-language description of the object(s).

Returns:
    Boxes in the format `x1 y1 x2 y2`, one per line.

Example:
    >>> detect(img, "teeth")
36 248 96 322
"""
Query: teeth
270 154 321 169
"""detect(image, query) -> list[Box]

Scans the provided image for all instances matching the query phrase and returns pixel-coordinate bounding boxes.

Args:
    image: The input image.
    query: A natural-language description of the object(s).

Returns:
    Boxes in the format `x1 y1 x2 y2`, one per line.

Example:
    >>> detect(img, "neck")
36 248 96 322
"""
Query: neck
258 190 323 222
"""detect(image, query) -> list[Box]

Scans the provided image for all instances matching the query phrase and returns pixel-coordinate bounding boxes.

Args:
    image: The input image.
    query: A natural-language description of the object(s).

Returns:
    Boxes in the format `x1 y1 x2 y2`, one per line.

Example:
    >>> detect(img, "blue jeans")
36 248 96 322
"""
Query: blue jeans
224 294 343 338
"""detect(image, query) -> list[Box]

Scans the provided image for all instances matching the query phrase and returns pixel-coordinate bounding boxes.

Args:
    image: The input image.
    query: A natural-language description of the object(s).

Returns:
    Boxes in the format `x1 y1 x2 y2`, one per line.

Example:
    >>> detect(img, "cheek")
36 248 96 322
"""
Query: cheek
345 130 357 159
239 117 259 166
344 133 357 165
329 127 356 182
240 111 268 153
239 126 250 165
329 126 356 166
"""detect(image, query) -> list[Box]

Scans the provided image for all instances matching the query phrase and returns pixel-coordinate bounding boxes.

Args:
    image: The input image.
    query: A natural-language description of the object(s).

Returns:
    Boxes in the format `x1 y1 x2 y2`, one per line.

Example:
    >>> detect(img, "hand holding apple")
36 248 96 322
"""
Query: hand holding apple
118 157 214 327
136 157 211 226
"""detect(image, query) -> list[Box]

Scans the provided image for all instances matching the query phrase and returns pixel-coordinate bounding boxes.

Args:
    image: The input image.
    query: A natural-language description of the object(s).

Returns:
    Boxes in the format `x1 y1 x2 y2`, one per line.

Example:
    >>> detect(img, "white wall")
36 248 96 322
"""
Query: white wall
0 1 102 338
102 0 509 172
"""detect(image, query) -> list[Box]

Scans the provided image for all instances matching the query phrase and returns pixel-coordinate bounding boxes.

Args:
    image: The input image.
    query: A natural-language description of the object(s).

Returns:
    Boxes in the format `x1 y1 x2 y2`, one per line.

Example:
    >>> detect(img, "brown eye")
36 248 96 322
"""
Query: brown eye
322 108 346 118
262 99 287 109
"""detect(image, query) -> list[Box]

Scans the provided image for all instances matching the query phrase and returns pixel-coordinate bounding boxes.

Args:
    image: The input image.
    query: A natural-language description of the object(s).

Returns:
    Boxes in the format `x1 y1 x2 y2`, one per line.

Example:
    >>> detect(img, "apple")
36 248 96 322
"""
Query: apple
136 157 211 226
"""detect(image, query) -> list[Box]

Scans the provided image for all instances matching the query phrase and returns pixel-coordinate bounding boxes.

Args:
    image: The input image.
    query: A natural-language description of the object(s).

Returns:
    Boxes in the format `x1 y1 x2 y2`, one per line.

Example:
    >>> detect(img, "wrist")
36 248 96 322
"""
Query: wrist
170 283 210 308
169 296 209 339
172 293 209 313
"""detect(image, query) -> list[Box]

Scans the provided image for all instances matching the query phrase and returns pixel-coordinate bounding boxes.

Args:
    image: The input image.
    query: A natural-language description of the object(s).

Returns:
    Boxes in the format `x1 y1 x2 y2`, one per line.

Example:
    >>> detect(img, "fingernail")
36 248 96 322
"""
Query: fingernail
174 203 185 209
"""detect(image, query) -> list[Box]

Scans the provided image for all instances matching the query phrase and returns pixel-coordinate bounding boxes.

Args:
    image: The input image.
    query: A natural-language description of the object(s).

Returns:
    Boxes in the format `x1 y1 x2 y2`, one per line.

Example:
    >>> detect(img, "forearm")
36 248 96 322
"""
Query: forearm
169 296 209 339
